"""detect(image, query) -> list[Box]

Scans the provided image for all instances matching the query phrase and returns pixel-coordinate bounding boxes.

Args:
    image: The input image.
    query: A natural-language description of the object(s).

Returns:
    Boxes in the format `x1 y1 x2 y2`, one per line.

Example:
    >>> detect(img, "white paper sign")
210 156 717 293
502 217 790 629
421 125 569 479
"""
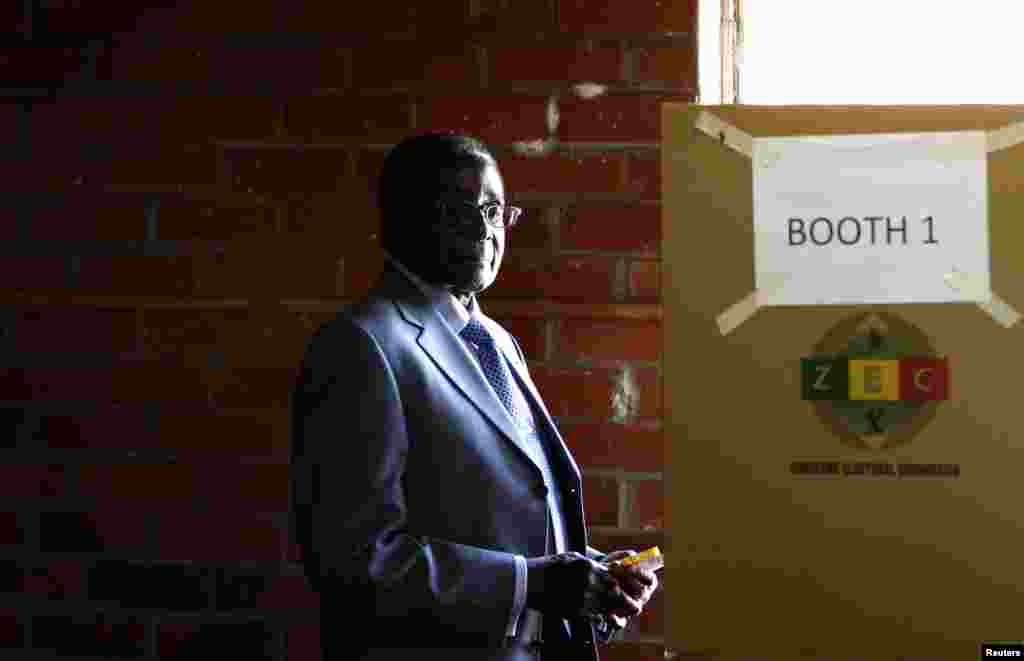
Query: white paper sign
753 131 989 305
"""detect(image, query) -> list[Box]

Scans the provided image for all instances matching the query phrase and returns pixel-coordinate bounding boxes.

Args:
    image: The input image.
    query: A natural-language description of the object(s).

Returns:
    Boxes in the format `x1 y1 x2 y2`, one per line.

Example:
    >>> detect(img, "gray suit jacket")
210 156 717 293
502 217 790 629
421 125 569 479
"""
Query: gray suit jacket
289 263 605 660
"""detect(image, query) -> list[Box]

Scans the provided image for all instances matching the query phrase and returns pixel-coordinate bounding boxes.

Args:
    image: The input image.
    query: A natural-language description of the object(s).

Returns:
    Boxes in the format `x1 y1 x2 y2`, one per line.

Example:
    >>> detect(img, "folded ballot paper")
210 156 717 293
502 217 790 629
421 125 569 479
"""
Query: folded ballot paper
612 547 663 573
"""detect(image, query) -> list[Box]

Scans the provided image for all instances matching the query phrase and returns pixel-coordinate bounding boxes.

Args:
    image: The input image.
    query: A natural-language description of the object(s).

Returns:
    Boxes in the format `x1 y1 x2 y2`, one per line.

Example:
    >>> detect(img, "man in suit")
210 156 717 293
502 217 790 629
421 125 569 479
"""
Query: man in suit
289 132 659 660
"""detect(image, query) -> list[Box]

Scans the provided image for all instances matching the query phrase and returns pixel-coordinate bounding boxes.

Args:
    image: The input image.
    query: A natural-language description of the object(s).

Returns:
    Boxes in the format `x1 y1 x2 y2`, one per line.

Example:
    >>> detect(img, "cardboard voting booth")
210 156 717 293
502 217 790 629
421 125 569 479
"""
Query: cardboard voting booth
662 105 1024 660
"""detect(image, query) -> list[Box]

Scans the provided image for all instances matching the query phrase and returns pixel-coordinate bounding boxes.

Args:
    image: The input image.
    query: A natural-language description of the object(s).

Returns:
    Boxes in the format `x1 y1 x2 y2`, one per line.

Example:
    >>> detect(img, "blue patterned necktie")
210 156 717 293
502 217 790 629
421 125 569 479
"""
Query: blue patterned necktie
463 318 570 639
460 317 522 424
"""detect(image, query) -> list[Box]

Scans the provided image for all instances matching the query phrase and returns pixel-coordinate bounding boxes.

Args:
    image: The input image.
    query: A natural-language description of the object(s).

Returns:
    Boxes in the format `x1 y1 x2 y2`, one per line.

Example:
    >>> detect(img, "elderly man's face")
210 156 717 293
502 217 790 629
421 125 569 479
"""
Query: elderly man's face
431 160 507 298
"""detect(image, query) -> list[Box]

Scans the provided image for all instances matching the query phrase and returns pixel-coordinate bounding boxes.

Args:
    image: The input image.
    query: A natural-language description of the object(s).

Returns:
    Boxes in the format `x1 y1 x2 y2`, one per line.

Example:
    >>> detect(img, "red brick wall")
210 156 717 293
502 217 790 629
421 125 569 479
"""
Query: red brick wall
2 1 694 659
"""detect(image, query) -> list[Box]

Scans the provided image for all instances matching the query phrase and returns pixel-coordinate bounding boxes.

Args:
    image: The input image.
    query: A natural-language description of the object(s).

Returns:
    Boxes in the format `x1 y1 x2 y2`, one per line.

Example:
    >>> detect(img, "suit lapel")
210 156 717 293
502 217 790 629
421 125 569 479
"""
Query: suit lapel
374 266 545 477
416 321 527 457
484 316 582 486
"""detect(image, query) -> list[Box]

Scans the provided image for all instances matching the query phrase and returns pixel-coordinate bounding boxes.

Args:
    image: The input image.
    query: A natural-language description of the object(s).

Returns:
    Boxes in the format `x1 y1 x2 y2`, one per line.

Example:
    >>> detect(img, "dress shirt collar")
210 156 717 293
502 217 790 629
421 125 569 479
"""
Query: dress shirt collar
382 250 476 334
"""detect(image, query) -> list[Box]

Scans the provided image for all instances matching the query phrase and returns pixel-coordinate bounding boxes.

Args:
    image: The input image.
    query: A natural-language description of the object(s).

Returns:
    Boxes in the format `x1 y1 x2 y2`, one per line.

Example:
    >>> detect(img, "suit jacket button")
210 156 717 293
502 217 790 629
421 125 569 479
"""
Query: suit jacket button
567 487 577 496
534 483 548 497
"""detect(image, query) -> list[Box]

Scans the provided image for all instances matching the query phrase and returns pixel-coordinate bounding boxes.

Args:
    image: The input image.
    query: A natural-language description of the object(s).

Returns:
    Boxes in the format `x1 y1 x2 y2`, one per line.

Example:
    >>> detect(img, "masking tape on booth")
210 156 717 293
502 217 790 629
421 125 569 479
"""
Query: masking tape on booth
943 269 1021 328
717 273 791 336
987 122 1024 153
695 111 754 159
717 289 760 335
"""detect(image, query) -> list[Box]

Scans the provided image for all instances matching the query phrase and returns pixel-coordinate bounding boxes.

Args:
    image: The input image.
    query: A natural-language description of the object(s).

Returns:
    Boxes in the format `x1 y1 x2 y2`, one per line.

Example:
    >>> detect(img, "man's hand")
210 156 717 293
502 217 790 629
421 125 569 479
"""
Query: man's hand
601 549 659 627
525 552 641 620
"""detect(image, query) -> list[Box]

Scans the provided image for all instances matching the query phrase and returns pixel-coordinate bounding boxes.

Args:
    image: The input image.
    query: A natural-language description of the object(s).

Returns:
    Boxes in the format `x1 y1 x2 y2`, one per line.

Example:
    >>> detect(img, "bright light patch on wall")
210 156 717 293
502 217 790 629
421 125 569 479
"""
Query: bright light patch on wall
698 0 722 103
741 1 1024 104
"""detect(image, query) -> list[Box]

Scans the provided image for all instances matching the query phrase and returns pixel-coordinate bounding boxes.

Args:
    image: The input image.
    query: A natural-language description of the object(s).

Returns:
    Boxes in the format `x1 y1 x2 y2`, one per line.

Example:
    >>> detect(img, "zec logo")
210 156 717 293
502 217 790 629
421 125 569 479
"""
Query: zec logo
801 312 950 451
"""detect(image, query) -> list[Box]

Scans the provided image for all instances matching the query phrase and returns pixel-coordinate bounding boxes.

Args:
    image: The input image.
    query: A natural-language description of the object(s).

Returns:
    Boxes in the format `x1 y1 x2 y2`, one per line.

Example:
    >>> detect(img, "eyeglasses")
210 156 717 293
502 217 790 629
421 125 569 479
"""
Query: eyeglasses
437 199 522 229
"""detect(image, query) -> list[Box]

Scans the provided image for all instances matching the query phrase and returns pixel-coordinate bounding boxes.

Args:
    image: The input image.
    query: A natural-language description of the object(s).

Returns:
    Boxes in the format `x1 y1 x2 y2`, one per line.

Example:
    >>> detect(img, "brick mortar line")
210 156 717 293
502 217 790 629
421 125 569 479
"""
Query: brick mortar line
510 193 659 204
214 140 662 153
0 354 661 368
615 635 665 646
3 601 315 619
617 476 630 528
0 450 286 464
273 625 287 661
0 191 660 206
15 31 694 48
0 296 664 317
279 83 685 98
147 612 158 659
1 563 288 579
341 48 354 91
560 249 659 260
584 469 662 481
545 319 559 362
0 238 527 260
533 360 661 369
0 406 659 426
5 82 691 98
555 417 662 429
620 38 634 83
612 257 629 301
476 42 489 90
587 526 663 535
4 501 288 516
0 553 300 574
35 189 657 205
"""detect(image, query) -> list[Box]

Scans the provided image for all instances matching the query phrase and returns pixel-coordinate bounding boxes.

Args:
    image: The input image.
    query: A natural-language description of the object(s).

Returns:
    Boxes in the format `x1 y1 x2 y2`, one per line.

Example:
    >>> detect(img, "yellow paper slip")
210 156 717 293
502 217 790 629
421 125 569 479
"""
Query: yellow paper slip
616 546 664 572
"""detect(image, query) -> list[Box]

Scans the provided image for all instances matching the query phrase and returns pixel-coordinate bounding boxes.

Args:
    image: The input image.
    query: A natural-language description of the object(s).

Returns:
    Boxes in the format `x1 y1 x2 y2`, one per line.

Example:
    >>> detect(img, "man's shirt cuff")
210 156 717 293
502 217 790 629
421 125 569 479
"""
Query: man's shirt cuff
506 555 528 637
